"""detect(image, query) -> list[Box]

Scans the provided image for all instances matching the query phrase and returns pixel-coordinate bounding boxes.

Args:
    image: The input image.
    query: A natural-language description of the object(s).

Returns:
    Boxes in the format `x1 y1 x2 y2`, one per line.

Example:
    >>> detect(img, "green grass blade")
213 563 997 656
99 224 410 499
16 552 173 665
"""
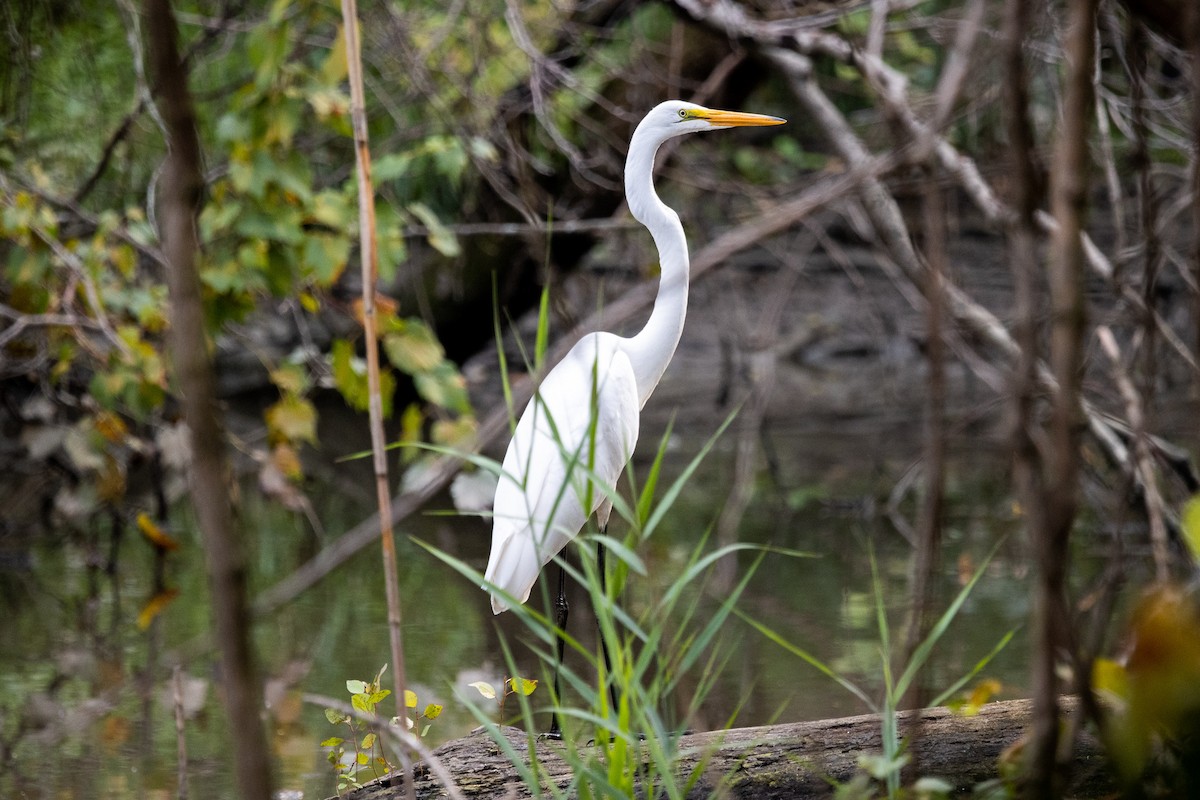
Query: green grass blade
643 408 739 540
635 416 674 527
894 537 1005 702
928 628 1017 709
534 280 551 373
736 608 876 710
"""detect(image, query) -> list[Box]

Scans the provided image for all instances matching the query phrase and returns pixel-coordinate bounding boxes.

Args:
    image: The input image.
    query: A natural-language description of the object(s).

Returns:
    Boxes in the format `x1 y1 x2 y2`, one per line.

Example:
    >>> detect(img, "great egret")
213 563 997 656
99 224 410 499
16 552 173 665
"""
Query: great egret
484 100 785 729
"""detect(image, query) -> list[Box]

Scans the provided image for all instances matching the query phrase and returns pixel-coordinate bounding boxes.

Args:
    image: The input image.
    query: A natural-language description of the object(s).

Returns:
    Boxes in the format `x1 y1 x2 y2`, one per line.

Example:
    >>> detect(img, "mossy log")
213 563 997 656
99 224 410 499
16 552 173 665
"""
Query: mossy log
341 697 1114 799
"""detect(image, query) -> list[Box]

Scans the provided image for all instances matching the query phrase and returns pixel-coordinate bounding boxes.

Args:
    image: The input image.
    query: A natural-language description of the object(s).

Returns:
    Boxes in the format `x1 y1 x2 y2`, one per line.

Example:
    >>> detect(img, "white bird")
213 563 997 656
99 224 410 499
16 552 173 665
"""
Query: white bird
485 101 785 620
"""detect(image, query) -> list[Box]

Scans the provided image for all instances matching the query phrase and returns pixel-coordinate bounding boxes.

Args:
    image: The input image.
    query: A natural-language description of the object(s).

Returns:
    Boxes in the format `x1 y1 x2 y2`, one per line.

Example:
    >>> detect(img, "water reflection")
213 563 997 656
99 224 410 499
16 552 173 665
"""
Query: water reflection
0 414 1041 798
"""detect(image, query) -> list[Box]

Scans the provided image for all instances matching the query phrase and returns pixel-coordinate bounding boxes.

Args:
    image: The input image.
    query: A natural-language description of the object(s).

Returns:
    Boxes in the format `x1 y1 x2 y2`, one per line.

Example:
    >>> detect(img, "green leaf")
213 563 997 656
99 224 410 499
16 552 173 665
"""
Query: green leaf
248 19 291 89
321 25 349 84
351 693 371 714
360 732 377 749
373 153 412 183
346 679 367 694
408 202 460 257
331 339 395 415
413 361 471 414
383 320 445 373
321 736 344 747
858 751 909 780
324 708 346 724
303 232 350 284
310 189 353 229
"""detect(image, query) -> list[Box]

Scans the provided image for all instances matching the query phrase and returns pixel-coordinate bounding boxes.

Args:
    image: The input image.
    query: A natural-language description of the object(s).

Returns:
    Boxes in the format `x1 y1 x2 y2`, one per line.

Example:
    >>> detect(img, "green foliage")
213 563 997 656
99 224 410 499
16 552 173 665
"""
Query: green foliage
1 0 476 518
322 664 443 796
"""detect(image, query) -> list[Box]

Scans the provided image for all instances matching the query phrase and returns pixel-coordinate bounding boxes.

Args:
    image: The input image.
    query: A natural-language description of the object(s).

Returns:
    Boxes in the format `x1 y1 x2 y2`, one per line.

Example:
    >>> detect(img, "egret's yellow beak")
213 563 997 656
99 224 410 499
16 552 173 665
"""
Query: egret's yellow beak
698 109 787 128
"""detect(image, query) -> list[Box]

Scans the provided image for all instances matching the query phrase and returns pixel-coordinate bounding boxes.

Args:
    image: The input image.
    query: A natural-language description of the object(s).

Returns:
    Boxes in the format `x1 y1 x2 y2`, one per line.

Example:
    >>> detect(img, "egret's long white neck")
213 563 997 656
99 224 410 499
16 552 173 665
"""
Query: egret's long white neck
622 124 690 408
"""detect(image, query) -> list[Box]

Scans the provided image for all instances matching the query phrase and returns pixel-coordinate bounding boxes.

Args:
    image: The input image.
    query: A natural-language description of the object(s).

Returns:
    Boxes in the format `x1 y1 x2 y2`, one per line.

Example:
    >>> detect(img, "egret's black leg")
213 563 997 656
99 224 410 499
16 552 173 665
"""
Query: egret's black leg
546 562 569 739
596 535 619 715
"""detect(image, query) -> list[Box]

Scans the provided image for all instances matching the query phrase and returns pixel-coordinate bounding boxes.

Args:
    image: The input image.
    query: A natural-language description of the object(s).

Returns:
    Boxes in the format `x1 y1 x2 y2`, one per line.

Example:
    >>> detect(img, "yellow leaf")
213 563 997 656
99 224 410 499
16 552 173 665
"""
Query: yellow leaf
101 715 132 752
93 410 128 443
136 588 180 630
264 395 317 445
299 292 320 314
404 689 418 708
1092 657 1129 704
137 512 181 551
269 363 309 395
1181 495 1200 562
423 703 443 720
271 442 304 481
508 677 538 696
96 454 127 504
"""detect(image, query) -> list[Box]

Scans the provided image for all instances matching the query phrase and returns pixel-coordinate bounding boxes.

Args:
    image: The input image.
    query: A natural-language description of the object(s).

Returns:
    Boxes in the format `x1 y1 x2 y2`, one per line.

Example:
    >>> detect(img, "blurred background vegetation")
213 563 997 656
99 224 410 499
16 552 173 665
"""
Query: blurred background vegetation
3 0 1200 797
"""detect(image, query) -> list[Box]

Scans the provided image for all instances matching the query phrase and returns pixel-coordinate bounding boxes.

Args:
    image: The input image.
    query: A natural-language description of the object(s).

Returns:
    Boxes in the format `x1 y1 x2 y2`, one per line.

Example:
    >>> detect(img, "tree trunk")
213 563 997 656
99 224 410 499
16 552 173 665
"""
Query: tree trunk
341 698 1113 800
146 0 274 797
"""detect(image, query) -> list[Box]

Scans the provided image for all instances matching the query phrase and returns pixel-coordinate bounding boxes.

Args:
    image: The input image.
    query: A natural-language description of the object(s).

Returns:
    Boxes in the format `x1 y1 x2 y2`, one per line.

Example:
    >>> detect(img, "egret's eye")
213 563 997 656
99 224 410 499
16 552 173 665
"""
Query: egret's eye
678 109 688 119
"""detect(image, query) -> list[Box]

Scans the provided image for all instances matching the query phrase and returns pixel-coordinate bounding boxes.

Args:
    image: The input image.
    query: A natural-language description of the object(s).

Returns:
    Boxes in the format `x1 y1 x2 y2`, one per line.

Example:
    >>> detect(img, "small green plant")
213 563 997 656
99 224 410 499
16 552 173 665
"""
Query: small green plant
321 664 443 795
469 675 540 716
422 411 802 799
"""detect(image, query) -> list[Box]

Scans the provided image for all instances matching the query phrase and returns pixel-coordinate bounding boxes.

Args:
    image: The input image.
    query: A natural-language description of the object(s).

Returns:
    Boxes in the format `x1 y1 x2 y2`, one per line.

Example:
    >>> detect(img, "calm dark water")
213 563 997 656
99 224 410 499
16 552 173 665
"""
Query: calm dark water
0 407 1041 799
4 233 1165 797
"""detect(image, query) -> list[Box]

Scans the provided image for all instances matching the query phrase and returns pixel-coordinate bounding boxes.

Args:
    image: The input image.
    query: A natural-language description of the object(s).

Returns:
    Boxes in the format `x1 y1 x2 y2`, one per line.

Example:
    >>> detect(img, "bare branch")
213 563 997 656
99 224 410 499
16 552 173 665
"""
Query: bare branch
1097 326 1170 581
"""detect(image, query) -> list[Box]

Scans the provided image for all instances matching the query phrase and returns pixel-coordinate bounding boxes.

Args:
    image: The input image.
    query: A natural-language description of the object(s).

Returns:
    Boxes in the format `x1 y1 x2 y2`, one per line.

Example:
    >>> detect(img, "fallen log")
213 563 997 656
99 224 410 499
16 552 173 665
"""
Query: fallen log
341 697 1114 799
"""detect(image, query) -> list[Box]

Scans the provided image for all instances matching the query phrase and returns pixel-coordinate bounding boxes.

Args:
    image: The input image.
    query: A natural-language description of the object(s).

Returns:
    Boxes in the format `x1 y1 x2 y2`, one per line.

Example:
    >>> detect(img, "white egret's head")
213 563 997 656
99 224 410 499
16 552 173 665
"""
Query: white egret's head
638 100 786 140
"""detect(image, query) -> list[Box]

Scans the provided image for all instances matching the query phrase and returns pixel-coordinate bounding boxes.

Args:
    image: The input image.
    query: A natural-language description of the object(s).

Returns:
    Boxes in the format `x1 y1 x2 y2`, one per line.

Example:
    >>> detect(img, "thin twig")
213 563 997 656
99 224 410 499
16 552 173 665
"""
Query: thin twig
340 3 415 798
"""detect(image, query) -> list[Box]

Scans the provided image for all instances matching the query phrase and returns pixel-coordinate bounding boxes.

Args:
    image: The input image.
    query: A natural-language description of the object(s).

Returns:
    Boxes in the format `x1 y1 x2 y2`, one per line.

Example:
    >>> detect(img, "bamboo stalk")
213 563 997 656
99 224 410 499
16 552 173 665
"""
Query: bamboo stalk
339 2 415 798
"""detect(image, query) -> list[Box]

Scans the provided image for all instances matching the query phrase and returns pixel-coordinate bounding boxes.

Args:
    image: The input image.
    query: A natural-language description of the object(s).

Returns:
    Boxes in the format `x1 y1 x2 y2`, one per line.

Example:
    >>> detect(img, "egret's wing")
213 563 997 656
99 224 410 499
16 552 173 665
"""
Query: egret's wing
485 335 639 613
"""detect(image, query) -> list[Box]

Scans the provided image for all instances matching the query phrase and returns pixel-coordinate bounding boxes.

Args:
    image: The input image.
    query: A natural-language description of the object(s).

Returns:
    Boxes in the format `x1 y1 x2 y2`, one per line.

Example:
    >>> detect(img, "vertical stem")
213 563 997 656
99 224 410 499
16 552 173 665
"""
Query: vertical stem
1031 0 1097 794
1188 2 1200 406
1129 18 1160 402
174 664 189 800
339 4 414 799
145 0 274 797
902 161 947 781
1003 0 1052 794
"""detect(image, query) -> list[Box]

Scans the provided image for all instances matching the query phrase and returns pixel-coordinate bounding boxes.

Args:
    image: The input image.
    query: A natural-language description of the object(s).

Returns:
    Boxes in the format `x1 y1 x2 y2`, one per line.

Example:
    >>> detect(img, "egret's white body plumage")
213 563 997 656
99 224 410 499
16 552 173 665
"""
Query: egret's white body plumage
485 101 784 614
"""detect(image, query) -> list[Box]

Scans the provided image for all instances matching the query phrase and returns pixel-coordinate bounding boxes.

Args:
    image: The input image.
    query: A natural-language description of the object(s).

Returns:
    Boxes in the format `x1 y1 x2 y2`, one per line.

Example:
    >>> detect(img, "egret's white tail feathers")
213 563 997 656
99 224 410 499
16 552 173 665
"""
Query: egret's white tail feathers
483 530 539 615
